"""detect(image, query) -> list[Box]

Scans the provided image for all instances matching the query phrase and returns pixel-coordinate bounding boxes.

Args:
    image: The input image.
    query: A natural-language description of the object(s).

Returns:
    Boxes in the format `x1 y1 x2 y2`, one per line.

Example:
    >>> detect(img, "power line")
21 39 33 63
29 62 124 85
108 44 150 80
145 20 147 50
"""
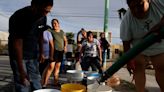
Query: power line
49 14 119 19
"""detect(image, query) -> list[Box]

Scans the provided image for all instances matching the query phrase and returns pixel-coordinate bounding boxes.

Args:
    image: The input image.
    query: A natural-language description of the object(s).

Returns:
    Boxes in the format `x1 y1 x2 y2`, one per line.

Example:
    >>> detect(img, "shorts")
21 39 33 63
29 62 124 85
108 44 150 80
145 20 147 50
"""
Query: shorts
39 59 49 76
53 50 64 62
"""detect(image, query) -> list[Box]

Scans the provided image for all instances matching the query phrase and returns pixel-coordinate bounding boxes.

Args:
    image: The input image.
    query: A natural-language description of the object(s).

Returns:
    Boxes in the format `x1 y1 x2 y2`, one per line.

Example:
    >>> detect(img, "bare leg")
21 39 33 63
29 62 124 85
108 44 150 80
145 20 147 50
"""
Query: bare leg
41 62 55 87
151 53 164 92
133 54 146 92
53 62 61 85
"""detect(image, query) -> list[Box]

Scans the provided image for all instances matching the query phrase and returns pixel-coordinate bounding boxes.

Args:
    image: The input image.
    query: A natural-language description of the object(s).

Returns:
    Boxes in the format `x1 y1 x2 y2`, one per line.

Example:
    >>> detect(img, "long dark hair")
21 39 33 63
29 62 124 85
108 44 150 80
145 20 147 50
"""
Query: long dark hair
51 18 59 28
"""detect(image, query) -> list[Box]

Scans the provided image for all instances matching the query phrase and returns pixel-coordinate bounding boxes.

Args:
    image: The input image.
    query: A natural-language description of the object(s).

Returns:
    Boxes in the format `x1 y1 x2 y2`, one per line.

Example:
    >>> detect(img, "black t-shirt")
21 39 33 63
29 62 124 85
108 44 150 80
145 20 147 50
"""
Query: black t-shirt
100 38 109 50
8 6 47 59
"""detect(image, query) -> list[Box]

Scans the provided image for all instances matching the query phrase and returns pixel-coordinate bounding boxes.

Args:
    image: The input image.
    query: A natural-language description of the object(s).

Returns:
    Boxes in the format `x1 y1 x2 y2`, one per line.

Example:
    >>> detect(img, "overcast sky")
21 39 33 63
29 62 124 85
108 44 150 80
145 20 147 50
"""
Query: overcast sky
0 0 128 44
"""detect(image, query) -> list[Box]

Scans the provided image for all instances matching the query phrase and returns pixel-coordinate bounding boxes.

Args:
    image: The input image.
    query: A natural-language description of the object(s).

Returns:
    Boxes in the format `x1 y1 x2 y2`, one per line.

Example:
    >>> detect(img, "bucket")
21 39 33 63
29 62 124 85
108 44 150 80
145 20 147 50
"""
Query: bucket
66 70 84 82
61 83 86 92
33 89 60 92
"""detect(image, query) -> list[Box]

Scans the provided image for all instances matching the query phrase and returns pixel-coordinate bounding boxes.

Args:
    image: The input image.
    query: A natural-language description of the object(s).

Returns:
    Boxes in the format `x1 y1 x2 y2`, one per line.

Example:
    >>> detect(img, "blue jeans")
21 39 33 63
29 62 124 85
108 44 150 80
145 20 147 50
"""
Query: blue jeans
102 49 107 67
10 59 42 92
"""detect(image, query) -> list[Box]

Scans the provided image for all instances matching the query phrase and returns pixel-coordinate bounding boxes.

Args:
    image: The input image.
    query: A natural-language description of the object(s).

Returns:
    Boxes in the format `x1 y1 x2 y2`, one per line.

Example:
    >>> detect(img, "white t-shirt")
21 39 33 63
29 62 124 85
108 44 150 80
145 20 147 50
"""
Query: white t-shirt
82 38 100 57
120 0 164 56
43 30 53 58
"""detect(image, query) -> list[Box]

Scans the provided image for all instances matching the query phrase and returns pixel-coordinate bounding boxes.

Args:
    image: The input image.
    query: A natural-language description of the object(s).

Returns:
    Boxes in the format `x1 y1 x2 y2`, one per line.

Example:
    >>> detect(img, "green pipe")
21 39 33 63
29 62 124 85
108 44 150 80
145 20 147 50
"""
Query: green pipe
100 27 164 82
103 0 109 69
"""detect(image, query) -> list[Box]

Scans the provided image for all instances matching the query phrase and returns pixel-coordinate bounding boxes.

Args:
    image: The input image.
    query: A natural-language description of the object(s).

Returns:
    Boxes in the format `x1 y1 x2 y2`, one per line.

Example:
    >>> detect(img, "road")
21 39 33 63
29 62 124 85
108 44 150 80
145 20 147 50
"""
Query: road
0 56 161 92
0 56 14 92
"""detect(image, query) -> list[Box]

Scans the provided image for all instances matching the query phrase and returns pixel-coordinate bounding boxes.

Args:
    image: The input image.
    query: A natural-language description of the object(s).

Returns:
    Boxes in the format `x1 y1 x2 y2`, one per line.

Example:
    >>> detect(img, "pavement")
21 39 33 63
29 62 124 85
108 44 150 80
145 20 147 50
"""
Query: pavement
0 56 160 92
115 67 160 92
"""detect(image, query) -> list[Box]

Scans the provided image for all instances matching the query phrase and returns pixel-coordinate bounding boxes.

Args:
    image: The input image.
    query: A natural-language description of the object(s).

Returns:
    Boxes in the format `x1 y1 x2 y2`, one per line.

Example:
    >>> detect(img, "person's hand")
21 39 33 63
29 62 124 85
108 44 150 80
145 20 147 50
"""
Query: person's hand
64 46 67 53
49 57 54 62
99 57 102 65
38 54 45 63
20 72 30 86
127 60 135 76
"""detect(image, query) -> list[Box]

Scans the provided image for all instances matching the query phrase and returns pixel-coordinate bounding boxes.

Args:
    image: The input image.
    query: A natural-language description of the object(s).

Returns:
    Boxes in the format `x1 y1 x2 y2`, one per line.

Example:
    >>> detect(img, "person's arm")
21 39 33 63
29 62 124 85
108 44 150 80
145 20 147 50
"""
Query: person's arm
64 35 68 53
38 17 47 63
107 40 110 47
77 31 82 43
9 12 30 86
123 40 135 75
13 38 29 85
98 45 102 62
122 41 131 53
79 45 84 60
49 39 54 62
47 31 54 62
38 31 45 63
97 41 102 64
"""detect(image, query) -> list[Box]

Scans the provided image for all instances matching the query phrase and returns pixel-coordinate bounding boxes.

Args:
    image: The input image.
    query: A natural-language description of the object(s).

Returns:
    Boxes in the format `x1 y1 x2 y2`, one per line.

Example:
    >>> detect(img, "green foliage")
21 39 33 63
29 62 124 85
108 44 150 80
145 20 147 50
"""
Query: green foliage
66 32 75 44
66 32 74 39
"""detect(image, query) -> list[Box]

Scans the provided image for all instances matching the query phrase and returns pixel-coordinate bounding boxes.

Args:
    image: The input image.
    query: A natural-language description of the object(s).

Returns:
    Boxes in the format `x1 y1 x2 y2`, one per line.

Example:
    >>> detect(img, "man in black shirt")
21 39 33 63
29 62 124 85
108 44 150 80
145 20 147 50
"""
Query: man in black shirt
8 0 53 91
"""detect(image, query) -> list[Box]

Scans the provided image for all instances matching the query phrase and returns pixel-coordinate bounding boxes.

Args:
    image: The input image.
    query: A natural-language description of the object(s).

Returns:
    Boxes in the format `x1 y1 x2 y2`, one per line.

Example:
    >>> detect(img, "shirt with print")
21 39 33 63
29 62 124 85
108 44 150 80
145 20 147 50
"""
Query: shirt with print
82 38 100 57
120 0 164 56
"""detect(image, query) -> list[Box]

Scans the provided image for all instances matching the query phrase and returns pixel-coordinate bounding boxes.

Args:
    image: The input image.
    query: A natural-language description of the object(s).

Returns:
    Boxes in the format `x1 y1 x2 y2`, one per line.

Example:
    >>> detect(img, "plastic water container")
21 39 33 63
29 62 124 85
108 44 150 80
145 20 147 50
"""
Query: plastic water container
66 70 84 82
61 83 86 92
33 89 60 92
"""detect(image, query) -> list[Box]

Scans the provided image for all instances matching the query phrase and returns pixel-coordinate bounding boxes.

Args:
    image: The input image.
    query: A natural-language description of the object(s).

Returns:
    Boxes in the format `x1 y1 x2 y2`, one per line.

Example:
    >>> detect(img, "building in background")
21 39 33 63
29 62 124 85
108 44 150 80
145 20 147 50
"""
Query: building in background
0 31 9 55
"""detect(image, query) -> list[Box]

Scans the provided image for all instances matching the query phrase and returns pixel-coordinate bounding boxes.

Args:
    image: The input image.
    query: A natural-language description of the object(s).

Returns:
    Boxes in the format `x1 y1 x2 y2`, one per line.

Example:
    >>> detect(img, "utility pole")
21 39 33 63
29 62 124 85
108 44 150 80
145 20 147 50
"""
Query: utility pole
103 0 109 70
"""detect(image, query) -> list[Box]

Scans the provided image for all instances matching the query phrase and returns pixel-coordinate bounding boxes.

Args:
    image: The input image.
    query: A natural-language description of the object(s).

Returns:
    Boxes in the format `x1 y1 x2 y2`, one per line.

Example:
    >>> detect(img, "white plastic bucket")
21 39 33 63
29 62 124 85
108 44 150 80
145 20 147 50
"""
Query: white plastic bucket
33 89 60 92
66 70 84 81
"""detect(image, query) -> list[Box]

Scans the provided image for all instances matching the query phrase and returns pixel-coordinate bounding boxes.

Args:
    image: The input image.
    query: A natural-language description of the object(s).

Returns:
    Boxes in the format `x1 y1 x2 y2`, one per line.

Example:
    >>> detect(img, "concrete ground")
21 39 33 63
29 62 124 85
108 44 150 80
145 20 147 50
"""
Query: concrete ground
0 56 160 92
